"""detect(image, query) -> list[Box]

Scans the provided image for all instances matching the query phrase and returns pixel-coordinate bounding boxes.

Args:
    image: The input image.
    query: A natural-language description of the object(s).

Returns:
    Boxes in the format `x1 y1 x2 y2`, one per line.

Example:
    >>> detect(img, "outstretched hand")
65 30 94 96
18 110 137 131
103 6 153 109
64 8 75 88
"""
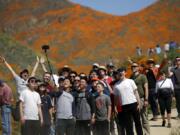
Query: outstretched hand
0 56 5 63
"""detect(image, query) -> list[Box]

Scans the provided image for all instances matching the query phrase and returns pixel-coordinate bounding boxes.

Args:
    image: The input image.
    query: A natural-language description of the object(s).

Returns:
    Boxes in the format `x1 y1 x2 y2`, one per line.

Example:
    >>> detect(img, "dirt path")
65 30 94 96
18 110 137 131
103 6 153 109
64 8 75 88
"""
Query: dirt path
149 109 179 135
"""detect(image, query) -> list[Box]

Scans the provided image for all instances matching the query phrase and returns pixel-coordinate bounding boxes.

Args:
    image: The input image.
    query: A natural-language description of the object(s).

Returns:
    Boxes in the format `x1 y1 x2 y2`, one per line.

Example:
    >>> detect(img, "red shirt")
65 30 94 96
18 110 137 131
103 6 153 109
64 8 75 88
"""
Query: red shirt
0 83 13 105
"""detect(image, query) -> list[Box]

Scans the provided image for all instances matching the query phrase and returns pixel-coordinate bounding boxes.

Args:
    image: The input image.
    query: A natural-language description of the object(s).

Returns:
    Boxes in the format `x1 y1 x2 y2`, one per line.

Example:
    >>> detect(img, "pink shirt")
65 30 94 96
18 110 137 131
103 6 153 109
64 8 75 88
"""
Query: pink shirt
0 83 13 105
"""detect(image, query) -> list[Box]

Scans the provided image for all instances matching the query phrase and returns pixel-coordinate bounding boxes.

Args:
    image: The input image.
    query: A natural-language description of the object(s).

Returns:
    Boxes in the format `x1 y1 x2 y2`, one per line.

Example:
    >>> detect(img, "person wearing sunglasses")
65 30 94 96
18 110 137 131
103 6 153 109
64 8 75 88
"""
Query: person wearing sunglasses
19 77 43 135
114 67 143 135
130 63 150 135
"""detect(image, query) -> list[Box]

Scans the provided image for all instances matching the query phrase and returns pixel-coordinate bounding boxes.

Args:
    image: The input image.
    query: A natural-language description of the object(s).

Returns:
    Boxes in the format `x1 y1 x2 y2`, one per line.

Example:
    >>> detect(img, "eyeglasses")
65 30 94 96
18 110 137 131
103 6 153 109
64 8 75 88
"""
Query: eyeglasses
70 75 76 78
75 79 80 82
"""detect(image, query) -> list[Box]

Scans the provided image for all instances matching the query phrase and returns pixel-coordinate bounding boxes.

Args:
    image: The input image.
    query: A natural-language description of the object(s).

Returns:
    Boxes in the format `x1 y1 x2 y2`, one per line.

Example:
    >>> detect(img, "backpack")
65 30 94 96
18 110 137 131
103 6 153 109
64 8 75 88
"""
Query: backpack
11 101 20 121
75 92 91 120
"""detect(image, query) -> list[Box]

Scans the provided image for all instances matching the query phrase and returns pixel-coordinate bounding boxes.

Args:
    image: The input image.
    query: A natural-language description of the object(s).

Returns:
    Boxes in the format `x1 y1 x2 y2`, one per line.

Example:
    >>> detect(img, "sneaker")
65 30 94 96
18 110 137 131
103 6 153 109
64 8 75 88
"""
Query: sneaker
162 120 166 127
167 123 171 128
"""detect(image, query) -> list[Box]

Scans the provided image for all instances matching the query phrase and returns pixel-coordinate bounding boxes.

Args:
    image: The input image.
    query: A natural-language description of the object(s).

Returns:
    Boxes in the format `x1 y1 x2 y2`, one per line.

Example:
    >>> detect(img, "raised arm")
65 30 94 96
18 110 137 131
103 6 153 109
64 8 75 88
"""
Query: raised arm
157 52 168 78
127 56 134 65
40 56 48 72
31 56 40 77
0 56 17 77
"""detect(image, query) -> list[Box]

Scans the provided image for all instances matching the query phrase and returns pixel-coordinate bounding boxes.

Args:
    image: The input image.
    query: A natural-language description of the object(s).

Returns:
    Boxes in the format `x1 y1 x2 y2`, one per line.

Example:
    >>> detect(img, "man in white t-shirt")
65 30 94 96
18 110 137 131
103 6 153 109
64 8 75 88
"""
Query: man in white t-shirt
19 77 43 135
114 67 143 135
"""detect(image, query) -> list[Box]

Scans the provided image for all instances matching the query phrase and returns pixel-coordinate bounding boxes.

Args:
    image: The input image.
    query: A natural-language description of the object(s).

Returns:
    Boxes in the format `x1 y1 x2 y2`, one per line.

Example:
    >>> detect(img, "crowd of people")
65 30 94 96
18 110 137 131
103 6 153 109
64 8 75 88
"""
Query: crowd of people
136 41 179 57
0 51 179 135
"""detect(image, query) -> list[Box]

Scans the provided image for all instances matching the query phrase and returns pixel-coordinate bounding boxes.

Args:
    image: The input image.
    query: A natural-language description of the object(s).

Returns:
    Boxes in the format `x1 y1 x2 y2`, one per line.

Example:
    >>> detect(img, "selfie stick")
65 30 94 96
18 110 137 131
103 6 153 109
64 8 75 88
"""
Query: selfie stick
42 45 56 87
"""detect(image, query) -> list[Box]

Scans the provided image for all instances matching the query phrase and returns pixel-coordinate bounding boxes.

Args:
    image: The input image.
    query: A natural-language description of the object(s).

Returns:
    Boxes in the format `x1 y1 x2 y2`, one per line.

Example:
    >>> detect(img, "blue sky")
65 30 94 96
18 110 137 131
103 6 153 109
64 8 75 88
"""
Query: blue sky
70 0 158 16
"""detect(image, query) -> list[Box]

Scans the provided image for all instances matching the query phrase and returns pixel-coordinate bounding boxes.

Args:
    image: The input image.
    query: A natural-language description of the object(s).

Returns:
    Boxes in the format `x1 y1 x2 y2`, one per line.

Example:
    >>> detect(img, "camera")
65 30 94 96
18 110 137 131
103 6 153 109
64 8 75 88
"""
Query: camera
42 45 50 52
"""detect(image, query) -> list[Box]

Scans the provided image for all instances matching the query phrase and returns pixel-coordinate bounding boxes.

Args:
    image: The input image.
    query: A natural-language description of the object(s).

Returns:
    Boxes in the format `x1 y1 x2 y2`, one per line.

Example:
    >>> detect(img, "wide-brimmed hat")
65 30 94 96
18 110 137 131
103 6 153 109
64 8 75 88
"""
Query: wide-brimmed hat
146 58 155 64
62 65 71 72
98 66 107 71
131 62 139 67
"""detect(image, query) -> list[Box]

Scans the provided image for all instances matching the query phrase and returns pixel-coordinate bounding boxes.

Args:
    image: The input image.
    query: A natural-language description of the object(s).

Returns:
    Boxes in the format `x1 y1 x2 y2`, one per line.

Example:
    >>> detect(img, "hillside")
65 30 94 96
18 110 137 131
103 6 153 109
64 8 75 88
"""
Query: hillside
0 0 179 73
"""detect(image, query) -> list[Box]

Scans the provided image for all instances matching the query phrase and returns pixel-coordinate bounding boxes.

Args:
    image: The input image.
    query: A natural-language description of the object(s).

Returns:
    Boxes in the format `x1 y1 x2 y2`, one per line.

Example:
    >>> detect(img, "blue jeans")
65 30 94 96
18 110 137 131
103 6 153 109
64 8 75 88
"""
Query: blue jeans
1 105 11 135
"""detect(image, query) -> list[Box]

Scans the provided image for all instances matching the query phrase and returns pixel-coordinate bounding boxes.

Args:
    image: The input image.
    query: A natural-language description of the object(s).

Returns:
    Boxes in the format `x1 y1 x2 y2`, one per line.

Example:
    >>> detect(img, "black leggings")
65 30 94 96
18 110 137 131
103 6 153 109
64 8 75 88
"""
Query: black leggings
158 96 172 115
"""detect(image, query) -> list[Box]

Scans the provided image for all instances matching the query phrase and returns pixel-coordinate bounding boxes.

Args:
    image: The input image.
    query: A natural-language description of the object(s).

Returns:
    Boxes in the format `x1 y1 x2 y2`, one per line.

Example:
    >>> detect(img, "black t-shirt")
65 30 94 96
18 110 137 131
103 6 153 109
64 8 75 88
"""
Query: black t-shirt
41 95 53 125
172 67 180 89
146 69 156 89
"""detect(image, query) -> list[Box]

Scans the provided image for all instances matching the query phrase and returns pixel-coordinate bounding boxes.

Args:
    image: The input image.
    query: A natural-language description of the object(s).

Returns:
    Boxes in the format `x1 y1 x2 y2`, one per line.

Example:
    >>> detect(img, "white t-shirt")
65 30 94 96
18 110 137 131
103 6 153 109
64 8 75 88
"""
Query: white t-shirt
19 88 41 120
114 78 137 105
164 43 170 51
14 74 28 96
156 78 174 93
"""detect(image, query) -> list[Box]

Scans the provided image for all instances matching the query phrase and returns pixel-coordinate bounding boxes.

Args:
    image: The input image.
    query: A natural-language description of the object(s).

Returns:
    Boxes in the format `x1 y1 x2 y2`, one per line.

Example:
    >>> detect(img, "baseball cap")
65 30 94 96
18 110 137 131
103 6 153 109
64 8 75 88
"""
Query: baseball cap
131 63 139 67
58 76 65 83
91 77 99 81
93 63 99 68
107 62 114 67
